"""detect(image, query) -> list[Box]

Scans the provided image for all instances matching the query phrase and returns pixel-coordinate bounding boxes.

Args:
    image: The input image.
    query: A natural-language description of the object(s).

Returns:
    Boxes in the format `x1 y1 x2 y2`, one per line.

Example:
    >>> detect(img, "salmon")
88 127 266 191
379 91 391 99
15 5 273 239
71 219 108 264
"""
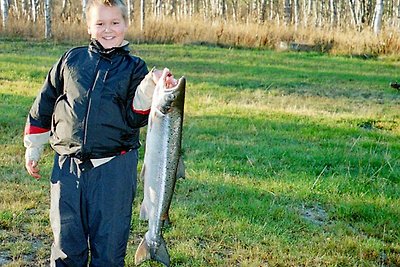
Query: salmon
135 68 186 267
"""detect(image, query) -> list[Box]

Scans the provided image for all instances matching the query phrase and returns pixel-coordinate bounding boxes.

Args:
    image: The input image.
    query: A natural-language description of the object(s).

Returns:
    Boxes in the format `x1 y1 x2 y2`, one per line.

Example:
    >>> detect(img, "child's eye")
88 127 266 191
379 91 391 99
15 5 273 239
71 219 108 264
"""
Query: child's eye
96 22 103 26
113 21 120 25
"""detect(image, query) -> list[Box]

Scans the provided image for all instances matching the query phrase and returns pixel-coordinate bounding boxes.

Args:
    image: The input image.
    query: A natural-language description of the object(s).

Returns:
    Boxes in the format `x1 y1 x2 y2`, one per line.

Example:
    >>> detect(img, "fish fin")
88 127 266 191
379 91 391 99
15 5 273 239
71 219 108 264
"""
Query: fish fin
176 155 186 179
153 236 170 267
134 236 151 266
139 201 148 221
134 234 170 267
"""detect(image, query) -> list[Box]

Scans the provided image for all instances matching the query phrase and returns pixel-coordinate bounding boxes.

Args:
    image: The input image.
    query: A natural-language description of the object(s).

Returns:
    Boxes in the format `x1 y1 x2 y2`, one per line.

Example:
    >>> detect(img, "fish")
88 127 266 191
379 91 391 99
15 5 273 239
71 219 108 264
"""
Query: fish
135 68 186 267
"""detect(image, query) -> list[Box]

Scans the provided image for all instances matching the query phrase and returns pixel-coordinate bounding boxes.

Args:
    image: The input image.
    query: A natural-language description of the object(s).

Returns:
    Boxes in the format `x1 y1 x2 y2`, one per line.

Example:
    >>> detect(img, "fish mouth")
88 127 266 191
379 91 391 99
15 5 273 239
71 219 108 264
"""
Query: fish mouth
164 76 186 92
156 76 185 114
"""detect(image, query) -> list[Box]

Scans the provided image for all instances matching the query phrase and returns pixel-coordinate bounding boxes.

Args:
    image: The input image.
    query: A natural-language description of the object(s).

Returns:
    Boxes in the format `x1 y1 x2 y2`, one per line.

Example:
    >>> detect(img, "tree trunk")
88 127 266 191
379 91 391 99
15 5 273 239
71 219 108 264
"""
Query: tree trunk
140 0 145 31
82 0 87 21
31 0 36 22
1 0 8 28
329 0 337 27
12 0 19 17
397 0 400 27
154 0 162 18
166 0 175 16
21 0 27 16
305 0 313 27
269 0 274 21
251 0 257 22
348 0 361 30
217 0 226 18
283 0 291 25
373 0 384 34
61 0 68 18
259 0 266 23
231 0 237 21
293 0 298 29
44 0 52 39
317 0 325 27
127 0 131 24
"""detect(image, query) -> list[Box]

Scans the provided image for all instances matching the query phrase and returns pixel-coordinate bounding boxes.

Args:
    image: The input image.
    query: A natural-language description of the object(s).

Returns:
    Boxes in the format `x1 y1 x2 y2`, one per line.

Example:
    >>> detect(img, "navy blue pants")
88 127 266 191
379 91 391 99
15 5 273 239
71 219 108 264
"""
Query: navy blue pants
49 150 138 267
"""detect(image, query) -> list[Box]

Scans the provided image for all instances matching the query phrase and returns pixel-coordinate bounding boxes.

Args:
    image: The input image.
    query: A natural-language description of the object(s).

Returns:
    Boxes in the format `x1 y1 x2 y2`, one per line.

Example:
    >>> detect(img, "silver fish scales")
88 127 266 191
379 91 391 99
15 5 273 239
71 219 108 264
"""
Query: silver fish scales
135 68 186 267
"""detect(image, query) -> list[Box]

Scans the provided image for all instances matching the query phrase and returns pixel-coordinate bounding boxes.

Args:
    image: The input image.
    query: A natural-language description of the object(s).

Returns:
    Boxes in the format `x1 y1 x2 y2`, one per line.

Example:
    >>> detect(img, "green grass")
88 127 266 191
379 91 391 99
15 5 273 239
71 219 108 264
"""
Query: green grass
0 38 399 266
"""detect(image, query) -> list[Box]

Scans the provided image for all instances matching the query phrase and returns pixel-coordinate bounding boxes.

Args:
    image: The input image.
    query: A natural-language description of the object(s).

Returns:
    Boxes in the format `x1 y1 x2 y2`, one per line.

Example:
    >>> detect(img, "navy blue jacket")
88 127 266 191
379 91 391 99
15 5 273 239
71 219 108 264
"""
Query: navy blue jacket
26 40 149 160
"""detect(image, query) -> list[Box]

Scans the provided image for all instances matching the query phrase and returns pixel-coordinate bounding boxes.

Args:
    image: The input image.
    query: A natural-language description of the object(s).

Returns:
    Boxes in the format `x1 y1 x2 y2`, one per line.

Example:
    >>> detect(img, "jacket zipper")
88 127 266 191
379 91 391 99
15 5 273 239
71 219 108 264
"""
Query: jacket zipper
82 57 111 159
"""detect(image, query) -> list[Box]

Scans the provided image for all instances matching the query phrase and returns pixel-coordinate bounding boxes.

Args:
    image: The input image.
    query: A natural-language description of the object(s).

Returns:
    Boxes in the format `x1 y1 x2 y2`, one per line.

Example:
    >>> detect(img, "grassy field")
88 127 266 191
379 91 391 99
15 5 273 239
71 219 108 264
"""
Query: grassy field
0 38 399 266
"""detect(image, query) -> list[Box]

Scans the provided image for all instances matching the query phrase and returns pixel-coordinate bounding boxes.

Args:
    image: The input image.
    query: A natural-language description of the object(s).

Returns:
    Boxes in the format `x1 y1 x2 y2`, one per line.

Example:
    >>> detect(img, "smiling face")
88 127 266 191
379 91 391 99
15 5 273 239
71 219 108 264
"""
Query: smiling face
87 4 128 49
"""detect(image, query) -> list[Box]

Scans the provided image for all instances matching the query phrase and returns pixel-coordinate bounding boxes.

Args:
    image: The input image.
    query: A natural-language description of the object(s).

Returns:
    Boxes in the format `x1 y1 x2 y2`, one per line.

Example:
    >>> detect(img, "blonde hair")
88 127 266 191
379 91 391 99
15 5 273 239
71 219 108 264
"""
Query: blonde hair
86 0 128 23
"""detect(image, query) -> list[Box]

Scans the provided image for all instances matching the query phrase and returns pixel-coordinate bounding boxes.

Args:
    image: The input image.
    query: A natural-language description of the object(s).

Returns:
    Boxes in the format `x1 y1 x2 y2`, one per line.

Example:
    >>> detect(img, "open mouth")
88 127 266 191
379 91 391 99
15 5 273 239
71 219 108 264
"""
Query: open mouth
164 77 185 92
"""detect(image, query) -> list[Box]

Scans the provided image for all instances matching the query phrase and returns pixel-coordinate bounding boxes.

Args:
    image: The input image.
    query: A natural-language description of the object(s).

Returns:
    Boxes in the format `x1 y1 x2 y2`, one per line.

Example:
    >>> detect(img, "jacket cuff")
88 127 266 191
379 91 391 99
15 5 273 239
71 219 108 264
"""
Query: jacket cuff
24 131 50 162
25 146 44 162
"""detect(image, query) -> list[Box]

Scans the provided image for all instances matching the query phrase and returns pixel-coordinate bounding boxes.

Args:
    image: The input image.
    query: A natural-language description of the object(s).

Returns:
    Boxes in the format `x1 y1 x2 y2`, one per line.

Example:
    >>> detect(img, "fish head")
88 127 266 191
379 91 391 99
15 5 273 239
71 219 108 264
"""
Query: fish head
153 68 186 115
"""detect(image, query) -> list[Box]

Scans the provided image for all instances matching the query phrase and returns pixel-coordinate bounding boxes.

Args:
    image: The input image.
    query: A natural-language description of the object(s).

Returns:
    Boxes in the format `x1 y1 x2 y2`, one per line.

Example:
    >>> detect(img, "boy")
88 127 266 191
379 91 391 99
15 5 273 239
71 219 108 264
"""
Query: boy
24 0 166 266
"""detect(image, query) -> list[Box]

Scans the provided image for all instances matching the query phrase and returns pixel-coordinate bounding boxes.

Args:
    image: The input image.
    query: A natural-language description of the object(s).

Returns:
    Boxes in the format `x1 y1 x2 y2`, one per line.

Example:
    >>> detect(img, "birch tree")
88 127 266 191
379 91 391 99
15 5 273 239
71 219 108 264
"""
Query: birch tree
283 0 291 25
373 0 384 34
31 0 37 22
140 0 145 31
61 0 68 18
21 0 27 16
126 0 131 23
231 0 237 21
44 0 52 38
293 0 299 29
329 0 337 27
82 0 87 20
259 0 267 23
1 0 9 28
348 0 361 30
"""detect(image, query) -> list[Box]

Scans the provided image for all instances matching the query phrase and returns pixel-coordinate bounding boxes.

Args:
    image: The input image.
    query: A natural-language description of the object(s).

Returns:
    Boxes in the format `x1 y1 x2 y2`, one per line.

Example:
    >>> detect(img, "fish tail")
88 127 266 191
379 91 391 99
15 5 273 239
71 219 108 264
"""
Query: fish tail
134 237 150 266
135 234 170 267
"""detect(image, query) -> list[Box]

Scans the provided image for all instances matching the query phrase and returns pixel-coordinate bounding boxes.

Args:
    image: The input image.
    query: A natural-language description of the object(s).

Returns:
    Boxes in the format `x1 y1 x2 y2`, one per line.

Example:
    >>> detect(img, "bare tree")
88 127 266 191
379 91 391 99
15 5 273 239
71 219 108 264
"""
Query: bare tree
259 0 267 23
348 0 361 30
283 0 291 25
60 0 69 18
31 0 37 22
140 0 145 31
1 0 9 28
44 0 52 38
293 0 299 29
329 0 337 27
127 0 132 24
304 0 316 27
373 0 384 34
82 0 87 20
231 0 237 21
269 0 275 21
21 0 28 16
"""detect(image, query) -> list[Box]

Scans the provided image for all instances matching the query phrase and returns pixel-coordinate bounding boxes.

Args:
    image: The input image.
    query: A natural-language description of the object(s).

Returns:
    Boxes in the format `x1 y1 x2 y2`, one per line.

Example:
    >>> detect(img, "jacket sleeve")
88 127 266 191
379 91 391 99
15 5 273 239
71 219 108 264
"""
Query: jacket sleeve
126 59 154 128
24 55 65 161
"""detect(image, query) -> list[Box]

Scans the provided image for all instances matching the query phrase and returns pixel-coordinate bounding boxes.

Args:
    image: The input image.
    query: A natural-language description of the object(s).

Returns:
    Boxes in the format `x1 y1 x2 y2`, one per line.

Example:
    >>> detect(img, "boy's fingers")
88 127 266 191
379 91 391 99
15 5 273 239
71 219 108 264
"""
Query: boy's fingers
152 69 163 84
26 160 41 179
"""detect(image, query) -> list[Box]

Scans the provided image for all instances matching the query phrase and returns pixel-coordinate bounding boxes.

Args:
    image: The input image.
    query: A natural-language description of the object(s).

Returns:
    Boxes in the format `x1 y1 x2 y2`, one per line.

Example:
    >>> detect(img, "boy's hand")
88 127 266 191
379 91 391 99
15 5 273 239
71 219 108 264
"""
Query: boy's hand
152 69 163 84
26 160 41 179
152 68 178 88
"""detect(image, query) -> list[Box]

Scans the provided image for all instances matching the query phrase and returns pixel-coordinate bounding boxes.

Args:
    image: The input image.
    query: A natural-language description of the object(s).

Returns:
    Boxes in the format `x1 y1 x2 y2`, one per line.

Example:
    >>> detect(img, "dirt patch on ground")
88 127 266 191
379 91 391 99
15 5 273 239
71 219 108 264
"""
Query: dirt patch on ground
300 204 328 226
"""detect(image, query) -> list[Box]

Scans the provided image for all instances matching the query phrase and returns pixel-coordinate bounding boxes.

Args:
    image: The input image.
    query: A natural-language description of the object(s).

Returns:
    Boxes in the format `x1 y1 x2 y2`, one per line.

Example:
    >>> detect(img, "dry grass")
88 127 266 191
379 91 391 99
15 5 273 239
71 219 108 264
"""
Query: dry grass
3 15 400 56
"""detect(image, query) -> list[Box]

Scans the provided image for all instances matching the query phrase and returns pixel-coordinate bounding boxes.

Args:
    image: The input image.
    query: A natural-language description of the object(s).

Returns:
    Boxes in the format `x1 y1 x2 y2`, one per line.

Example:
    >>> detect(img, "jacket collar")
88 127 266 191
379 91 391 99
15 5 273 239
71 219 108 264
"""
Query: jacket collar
89 39 130 58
